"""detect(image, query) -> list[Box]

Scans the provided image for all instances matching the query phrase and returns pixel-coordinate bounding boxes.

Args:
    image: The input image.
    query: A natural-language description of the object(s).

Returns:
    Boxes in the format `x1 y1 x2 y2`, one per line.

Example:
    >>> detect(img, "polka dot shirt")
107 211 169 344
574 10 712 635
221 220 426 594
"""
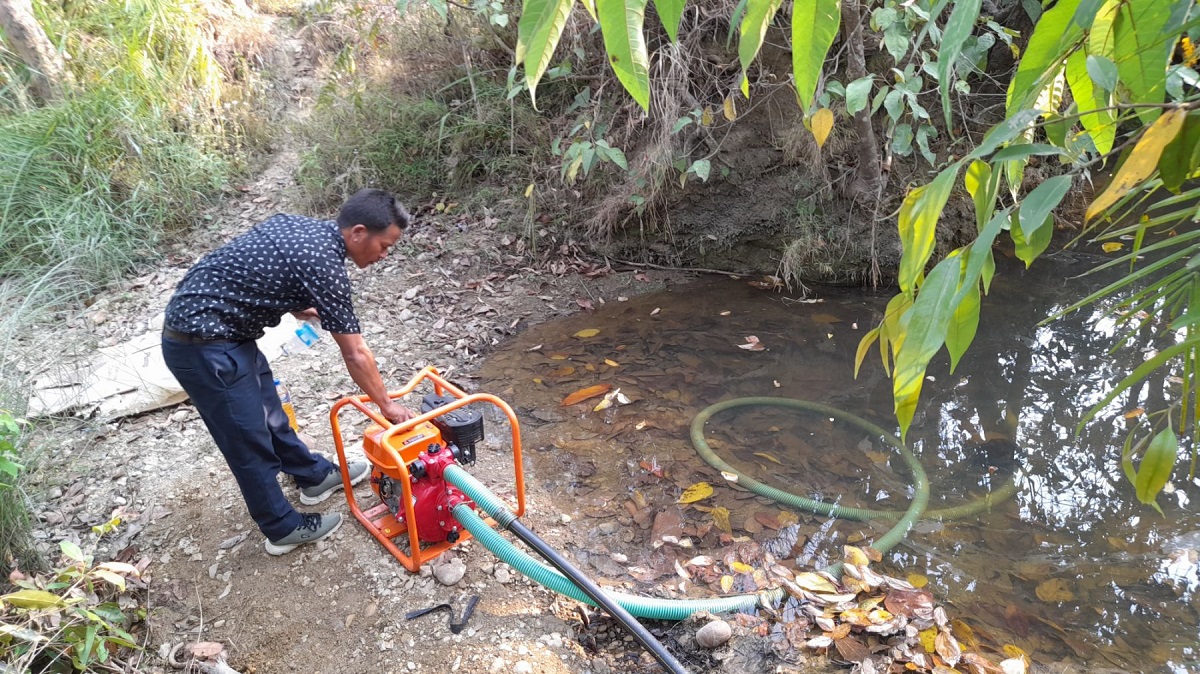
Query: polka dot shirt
165 214 361 340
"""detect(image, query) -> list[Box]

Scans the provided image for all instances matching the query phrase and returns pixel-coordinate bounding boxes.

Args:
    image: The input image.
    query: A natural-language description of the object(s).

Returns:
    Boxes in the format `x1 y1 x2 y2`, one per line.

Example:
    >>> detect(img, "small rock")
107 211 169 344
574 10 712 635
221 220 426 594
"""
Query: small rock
592 657 610 674
695 620 732 649
560 514 572 524
489 657 505 673
513 662 532 674
494 566 512 584
435 558 466 586
598 522 619 536
217 533 247 550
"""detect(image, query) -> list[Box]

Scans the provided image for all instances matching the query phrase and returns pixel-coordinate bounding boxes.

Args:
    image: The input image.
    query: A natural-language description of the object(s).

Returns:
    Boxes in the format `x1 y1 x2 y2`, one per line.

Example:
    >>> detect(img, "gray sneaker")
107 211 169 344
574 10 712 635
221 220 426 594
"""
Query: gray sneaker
299 461 369 505
264 512 343 556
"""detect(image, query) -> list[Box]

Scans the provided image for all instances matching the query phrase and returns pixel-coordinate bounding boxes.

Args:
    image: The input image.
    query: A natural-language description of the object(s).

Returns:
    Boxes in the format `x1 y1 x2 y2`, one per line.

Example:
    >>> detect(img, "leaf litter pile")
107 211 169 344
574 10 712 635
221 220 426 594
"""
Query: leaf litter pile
708 541 1033 673
480 295 1057 673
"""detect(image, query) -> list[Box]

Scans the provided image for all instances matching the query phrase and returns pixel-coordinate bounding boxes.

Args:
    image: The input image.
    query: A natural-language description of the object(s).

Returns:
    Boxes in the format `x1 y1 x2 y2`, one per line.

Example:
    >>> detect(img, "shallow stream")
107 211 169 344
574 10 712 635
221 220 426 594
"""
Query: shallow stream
479 251 1200 672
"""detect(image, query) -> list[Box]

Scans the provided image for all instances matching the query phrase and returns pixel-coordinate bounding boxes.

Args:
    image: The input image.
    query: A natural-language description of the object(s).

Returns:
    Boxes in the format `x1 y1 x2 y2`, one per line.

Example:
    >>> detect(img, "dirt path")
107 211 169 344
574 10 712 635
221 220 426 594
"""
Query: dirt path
11 13 716 674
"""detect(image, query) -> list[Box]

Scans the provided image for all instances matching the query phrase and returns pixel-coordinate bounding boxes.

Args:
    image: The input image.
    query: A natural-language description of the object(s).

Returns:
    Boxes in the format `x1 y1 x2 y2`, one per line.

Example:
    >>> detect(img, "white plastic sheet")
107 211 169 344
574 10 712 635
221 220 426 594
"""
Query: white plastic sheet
27 312 305 420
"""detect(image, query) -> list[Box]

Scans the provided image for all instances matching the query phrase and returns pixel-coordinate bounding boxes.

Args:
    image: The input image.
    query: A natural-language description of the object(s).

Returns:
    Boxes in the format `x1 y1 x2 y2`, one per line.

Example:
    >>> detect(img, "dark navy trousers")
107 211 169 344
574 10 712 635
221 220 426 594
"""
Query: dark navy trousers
161 335 335 540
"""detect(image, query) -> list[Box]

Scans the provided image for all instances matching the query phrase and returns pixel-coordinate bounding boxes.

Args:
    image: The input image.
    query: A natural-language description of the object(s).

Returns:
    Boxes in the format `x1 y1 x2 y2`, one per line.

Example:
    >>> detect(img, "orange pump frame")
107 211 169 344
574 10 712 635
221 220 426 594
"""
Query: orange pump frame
330 366 526 572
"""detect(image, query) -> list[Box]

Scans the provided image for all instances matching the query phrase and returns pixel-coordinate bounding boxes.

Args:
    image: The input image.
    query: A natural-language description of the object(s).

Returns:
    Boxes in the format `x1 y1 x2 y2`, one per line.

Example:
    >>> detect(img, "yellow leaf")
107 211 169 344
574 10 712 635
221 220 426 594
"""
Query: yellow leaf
811 107 834 149
730 561 754 574
92 569 127 590
711 506 732 535
678 482 714 504
1087 108 1187 222
2 589 66 609
574 328 600 338
919 626 938 653
753 452 782 465
723 96 737 121
907 573 928 588
604 359 620 367
701 106 714 126
549 353 569 360
1035 578 1074 602
1002 644 1028 660
950 619 977 647
1101 241 1124 253
843 546 870 567
720 575 734 592
1123 408 1145 419
524 182 535 198
793 572 838 594
810 312 843 324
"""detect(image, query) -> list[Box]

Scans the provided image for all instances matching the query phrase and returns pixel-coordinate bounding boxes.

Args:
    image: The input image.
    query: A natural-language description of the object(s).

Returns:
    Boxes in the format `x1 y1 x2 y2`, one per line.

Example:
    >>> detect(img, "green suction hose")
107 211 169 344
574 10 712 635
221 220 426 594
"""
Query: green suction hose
439 397 1016 624
452 502 764 620
690 397 1018 523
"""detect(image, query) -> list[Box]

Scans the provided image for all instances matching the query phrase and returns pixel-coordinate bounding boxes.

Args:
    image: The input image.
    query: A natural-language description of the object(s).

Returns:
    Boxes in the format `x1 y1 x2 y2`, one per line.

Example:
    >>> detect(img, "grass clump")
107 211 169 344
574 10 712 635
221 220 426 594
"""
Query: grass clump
0 410 38 577
0 0 270 318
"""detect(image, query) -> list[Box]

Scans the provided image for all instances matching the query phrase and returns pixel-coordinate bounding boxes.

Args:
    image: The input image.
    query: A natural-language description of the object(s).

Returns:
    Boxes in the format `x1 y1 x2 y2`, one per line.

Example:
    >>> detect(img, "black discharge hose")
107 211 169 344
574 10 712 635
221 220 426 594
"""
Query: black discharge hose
502 517 690 674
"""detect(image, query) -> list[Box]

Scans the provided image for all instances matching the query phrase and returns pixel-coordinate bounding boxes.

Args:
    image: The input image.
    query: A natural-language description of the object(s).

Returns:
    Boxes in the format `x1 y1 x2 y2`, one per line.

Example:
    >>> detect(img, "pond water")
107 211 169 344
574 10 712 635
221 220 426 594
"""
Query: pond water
479 250 1200 672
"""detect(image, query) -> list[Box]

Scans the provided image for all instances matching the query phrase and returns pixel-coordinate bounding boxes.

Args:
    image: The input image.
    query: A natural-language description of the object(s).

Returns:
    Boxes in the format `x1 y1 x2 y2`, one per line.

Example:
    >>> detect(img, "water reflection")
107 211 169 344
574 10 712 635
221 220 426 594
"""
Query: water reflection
480 255 1200 672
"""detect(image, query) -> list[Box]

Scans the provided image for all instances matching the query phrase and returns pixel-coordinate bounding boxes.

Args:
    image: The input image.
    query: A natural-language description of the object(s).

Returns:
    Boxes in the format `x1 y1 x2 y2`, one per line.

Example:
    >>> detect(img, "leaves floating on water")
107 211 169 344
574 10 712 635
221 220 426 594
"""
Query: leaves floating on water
677 482 714 504
1102 241 1124 253
604 358 620 367
907 573 929 588
573 328 600 338
753 451 782 465
561 384 612 406
738 335 766 351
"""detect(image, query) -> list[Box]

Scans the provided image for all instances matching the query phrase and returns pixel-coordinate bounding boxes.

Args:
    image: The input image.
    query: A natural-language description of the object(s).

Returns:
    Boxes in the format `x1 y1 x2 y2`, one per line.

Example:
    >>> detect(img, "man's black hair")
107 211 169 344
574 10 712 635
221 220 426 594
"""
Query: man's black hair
337 188 411 232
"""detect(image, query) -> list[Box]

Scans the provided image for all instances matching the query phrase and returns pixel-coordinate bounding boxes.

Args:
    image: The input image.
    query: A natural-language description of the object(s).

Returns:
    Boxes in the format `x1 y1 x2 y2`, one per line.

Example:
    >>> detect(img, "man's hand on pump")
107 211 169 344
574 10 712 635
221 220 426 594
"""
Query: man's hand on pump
381 400 416 425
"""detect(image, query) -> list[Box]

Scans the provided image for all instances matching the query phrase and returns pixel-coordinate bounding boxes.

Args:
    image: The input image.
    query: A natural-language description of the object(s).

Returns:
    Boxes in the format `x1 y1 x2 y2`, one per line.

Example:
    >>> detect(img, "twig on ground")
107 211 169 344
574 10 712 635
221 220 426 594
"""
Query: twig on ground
603 256 743 277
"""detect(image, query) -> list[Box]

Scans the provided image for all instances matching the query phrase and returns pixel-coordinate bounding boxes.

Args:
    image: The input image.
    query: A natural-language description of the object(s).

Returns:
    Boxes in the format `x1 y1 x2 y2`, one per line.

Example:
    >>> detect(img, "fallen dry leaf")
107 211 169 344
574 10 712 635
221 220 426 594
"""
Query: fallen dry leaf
677 482 714 504
561 384 612 406
190 642 225 660
1034 578 1074 603
573 328 600 338
737 335 766 351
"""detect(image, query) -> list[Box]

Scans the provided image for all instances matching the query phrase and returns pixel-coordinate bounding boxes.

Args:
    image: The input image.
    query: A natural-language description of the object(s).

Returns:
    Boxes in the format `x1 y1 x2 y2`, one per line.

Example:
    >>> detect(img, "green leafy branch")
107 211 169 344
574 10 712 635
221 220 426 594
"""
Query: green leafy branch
1 540 146 672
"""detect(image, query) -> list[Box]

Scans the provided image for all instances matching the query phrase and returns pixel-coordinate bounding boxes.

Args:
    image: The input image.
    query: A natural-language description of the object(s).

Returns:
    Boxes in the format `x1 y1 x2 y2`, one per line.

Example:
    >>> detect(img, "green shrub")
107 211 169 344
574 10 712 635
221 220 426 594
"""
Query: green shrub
1 540 146 671
0 411 38 577
297 93 449 207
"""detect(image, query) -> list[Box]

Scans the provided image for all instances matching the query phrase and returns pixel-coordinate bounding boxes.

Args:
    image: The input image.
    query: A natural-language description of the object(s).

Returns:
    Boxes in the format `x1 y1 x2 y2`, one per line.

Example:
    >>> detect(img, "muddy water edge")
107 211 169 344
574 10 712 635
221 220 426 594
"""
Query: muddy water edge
479 251 1200 673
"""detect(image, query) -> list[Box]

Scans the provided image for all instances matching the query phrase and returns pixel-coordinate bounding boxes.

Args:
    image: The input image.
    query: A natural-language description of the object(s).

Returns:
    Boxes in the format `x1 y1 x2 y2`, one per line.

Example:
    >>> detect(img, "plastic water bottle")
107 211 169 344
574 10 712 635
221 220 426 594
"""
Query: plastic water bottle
281 320 320 356
274 378 300 432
